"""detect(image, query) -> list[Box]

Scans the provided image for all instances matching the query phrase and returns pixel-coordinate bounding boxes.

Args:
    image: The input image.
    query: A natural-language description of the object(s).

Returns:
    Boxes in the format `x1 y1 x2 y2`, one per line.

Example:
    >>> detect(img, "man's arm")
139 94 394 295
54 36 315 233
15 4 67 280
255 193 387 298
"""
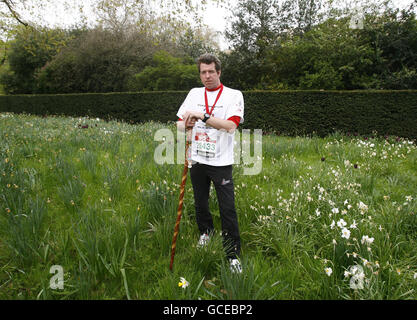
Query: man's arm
182 111 237 133
205 115 237 132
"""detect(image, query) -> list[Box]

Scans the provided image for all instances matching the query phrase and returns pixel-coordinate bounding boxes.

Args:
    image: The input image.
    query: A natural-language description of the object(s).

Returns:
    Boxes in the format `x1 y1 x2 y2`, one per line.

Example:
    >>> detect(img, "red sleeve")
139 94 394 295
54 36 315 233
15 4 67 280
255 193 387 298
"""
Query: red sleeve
227 116 241 128
178 118 182 121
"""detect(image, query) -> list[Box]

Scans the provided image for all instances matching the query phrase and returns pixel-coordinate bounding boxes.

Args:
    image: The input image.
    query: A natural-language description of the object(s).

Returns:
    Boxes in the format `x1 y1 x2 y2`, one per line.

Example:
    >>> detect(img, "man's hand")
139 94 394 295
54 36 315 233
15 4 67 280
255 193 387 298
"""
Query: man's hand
179 110 237 133
183 111 204 128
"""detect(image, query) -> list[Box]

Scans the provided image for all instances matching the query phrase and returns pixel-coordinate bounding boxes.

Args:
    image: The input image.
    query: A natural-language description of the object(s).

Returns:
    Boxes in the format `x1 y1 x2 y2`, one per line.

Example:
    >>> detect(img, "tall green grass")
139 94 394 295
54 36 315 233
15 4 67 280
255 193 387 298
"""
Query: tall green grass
0 112 416 300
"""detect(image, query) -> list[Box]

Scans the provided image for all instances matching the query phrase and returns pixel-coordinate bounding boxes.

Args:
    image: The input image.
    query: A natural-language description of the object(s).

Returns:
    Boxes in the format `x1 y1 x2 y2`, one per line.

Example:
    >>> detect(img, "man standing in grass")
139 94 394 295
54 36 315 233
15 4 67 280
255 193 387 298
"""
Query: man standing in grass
176 53 244 273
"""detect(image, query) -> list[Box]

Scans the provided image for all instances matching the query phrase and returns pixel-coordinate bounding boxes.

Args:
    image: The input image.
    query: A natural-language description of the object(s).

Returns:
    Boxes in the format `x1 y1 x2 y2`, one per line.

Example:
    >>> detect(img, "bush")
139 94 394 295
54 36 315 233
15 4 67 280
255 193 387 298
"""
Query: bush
242 90 417 138
1 90 416 139
35 28 152 94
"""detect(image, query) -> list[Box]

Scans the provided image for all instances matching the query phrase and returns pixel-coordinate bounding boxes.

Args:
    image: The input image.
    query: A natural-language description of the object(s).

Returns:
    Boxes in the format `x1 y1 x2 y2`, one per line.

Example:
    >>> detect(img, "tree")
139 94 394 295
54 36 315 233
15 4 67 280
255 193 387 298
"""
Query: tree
1 0 227 48
360 4 417 88
1 0 225 93
223 0 328 89
226 0 280 52
32 12 221 94
222 0 417 90
222 0 281 89
278 0 324 36
1 0 33 67
35 27 153 93
127 50 200 91
1 0 30 27
0 26 70 93
177 27 220 60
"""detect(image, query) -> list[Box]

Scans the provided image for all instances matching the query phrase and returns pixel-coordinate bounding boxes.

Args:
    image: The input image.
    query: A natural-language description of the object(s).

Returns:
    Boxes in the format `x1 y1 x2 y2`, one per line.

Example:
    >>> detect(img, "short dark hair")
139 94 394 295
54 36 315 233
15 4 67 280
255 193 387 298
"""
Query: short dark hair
197 53 221 73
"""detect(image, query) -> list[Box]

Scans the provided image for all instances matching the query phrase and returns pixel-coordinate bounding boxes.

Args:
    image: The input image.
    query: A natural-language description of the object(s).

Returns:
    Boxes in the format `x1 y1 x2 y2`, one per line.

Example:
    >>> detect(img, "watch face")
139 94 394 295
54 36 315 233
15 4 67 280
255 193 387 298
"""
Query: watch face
203 113 210 123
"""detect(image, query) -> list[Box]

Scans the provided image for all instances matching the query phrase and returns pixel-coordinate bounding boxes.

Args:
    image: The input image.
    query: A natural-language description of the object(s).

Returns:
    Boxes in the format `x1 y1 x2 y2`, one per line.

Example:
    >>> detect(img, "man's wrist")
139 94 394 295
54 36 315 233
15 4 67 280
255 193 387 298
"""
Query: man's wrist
202 113 211 123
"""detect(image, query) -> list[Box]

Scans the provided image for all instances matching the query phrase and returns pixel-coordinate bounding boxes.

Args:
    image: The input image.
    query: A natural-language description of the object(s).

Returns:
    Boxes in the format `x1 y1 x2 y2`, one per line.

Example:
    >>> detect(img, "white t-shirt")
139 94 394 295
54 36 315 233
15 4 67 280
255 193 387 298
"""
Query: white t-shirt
177 85 244 166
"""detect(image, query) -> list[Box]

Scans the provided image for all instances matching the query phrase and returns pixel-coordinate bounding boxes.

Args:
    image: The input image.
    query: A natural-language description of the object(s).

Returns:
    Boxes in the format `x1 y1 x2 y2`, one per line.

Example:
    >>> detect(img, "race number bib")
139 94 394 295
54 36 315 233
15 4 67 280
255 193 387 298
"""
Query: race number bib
195 130 217 158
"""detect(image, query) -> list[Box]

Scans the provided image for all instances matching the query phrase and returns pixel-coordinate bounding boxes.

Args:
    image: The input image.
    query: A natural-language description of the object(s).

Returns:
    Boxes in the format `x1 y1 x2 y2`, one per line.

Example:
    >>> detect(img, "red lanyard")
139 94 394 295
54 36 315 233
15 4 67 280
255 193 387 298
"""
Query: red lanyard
204 83 223 115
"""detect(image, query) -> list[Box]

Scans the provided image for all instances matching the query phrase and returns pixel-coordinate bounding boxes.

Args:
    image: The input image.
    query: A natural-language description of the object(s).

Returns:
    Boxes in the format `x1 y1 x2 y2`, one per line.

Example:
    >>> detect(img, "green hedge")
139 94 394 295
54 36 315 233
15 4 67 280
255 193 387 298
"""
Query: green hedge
243 90 417 139
1 90 416 139
0 92 186 124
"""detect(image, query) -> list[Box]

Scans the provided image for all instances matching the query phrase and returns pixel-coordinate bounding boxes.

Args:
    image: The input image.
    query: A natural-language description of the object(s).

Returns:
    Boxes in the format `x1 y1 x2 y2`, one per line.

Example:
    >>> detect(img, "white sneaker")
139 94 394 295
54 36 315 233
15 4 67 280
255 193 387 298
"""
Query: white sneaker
197 233 210 248
229 258 242 274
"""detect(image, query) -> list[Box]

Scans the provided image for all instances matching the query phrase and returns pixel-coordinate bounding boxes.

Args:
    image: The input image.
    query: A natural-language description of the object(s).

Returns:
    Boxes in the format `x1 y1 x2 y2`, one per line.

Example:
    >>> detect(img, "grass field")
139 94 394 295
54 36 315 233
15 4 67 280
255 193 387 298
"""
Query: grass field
1 112 417 300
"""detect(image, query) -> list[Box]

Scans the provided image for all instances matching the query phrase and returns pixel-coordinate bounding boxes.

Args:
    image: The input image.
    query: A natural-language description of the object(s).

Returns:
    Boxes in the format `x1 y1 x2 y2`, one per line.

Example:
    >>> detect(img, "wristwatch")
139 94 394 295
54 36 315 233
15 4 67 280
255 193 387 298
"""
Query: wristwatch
202 113 210 123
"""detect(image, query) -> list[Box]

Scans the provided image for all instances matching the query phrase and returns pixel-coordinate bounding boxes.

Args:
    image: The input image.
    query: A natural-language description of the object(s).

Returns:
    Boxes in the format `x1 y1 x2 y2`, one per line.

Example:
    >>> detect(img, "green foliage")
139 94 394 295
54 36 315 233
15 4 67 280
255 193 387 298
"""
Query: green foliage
367 9 417 89
223 0 417 90
2 1 416 93
35 28 152 94
1 113 417 300
127 51 200 91
299 61 344 90
270 18 376 90
1 23 216 94
382 67 417 89
0 91 187 124
222 0 281 90
0 26 71 94
177 28 221 60
1 90 417 139
241 90 417 139
0 193 48 266
1 6 220 95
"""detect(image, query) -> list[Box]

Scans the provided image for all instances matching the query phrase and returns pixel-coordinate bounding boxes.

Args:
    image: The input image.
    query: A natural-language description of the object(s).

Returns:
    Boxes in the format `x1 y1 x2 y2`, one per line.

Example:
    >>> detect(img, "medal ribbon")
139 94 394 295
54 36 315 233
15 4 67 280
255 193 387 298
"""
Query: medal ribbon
204 83 223 116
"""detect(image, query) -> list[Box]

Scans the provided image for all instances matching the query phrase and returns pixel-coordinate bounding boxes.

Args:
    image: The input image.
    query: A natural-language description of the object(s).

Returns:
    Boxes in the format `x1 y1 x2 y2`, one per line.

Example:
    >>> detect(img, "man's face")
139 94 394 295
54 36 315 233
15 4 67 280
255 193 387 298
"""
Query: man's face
199 62 221 90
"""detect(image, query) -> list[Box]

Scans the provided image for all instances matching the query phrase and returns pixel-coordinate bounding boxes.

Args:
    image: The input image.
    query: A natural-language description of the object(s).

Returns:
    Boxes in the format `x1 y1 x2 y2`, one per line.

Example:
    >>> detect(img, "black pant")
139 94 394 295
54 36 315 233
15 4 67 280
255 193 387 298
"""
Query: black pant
190 163 241 259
